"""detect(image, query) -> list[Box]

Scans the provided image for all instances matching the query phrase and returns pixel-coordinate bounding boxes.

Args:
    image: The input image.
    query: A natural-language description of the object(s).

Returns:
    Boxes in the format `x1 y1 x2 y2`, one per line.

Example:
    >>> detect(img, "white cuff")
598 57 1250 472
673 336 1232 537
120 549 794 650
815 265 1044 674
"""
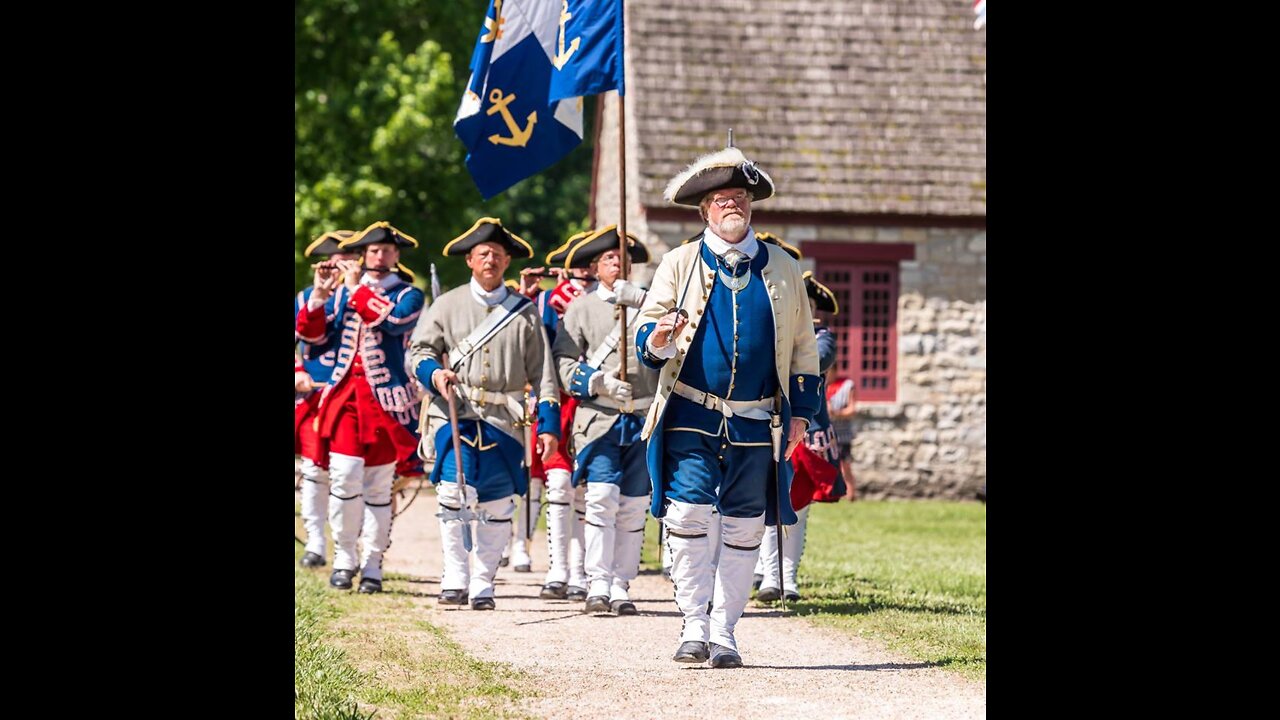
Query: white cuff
306 295 327 312
645 331 678 360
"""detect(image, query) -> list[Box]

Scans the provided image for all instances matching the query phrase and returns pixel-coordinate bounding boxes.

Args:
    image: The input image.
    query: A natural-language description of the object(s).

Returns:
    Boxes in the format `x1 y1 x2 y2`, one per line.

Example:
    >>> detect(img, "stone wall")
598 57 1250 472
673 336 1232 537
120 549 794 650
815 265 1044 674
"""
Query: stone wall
855 227 985 499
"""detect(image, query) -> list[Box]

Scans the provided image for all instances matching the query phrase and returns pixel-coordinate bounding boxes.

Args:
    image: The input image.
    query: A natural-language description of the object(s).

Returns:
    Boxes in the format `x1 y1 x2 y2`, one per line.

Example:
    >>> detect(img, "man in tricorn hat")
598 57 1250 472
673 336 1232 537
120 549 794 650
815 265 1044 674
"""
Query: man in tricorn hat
634 143 821 668
296 221 426 594
407 218 561 611
553 226 657 615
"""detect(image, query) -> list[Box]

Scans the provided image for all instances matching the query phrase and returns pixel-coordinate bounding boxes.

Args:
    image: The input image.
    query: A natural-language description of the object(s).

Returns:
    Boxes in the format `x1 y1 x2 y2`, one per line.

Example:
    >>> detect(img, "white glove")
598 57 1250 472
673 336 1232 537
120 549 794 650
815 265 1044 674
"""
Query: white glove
607 279 647 309
590 370 633 403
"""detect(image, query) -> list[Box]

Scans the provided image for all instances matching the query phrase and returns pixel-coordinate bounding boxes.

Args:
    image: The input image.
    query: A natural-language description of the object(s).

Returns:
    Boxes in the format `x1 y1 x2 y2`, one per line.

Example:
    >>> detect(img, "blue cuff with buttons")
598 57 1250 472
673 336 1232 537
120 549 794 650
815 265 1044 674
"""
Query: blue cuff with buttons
568 362 598 398
636 322 668 369
536 399 561 439
789 373 821 424
415 359 445 396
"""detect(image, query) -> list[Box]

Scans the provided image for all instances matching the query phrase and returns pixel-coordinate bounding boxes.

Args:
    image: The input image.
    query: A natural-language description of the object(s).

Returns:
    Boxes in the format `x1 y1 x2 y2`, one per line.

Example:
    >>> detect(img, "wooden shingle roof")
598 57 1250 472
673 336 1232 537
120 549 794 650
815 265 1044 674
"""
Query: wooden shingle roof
628 0 986 216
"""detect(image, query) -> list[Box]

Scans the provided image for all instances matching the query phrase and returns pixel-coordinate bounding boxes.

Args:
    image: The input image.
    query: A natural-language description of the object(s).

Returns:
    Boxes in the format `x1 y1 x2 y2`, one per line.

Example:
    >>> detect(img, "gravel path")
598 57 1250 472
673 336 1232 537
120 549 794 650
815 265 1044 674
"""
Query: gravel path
377 484 986 719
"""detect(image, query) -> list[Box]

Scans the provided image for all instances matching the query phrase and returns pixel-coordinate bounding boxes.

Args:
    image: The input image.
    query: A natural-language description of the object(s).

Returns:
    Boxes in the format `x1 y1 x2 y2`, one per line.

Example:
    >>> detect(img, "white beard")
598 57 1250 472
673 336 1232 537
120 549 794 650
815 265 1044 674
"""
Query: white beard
719 214 747 239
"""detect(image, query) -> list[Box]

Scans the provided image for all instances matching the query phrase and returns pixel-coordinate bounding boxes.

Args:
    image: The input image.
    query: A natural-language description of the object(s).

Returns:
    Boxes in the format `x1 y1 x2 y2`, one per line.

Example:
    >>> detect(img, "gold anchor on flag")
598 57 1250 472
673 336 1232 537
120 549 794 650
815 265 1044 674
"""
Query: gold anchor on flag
552 0 580 69
486 88 536 147
481 0 504 43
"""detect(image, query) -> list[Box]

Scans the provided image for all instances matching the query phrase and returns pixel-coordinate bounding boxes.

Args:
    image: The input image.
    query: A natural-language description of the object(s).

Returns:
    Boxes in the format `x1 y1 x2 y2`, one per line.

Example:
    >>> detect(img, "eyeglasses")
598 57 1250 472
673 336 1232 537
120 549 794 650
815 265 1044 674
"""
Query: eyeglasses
710 192 751 208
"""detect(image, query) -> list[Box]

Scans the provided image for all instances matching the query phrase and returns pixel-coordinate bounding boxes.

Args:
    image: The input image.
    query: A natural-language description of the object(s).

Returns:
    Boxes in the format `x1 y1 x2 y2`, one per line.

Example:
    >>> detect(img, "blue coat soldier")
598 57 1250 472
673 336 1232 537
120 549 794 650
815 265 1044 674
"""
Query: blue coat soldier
635 145 821 668
297 222 426 593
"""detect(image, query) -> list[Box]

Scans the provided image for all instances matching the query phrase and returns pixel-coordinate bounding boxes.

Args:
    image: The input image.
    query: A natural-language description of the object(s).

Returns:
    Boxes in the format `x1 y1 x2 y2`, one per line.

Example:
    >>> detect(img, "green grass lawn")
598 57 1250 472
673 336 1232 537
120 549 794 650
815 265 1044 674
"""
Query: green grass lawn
643 500 986 681
294 540 537 719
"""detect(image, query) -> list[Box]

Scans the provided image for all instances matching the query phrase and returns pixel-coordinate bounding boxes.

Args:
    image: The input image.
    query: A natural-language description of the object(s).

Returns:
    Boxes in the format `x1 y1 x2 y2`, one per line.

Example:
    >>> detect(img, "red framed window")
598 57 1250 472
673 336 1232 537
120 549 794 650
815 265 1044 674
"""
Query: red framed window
804 241 914 403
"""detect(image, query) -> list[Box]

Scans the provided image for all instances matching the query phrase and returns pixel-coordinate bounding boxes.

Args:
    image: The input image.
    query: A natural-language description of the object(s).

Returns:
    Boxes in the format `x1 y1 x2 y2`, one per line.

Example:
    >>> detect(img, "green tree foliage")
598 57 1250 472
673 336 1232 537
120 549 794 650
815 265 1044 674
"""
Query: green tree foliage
295 0 593 295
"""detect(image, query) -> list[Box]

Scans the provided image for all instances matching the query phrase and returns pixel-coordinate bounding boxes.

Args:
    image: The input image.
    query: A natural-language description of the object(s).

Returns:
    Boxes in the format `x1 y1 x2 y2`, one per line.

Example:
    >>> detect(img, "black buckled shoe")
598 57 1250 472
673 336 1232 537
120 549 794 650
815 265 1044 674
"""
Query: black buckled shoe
584 595 611 614
611 599 637 616
755 586 781 602
539 581 568 600
438 589 469 605
471 597 496 611
672 641 710 663
499 556 510 567
783 590 801 602
709 643 743 669
329 569 355 590
357 577 383 594
752 573 763 590
514 563 532 573
300 551 326 568
566 585 588 601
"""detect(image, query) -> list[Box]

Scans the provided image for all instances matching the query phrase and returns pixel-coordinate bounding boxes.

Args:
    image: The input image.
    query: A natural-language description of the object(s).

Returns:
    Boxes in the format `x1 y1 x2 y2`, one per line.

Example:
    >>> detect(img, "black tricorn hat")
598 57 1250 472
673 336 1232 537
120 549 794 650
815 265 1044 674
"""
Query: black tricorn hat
663 146 775 207
304 230 357 258
803 271 838 314
546 229 593 266
564 225 650 268
442 217 534 259
340 221 420 251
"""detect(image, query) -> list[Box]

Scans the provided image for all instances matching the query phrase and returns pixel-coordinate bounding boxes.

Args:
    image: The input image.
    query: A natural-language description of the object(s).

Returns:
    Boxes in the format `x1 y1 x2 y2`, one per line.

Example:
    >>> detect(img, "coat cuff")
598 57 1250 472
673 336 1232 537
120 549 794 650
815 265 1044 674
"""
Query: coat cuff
636 322 673 368
296 304 327 343
414 359 444 395
568 362 599 398
351 285 393 326
536 398 561 439
789 373 822 423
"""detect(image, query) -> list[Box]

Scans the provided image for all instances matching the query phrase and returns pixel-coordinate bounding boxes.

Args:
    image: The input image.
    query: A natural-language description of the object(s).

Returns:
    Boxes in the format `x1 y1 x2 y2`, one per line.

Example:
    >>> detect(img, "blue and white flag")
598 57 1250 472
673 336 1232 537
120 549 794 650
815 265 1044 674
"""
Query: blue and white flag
547 0 625 103
455 0 586 199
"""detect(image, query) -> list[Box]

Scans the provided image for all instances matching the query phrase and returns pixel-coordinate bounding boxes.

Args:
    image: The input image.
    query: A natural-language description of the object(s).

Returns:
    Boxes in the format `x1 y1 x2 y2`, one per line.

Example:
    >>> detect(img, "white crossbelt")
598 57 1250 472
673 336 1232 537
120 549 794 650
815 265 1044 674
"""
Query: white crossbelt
448 291 528 371
672 381 772 420
585 306 640 369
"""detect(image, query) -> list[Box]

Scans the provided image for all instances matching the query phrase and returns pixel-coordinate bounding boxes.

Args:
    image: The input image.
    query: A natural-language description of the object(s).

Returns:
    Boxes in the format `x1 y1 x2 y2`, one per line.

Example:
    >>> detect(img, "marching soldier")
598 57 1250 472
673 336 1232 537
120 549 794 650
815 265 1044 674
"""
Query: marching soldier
407 218 561 611
552 226 656 615
635 143 821 667
296 221 426 593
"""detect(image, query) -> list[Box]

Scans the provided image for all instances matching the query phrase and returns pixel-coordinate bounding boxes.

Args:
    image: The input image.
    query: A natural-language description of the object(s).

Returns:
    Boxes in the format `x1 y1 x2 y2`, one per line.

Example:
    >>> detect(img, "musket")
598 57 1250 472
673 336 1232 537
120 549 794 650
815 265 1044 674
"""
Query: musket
444 379 475 552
